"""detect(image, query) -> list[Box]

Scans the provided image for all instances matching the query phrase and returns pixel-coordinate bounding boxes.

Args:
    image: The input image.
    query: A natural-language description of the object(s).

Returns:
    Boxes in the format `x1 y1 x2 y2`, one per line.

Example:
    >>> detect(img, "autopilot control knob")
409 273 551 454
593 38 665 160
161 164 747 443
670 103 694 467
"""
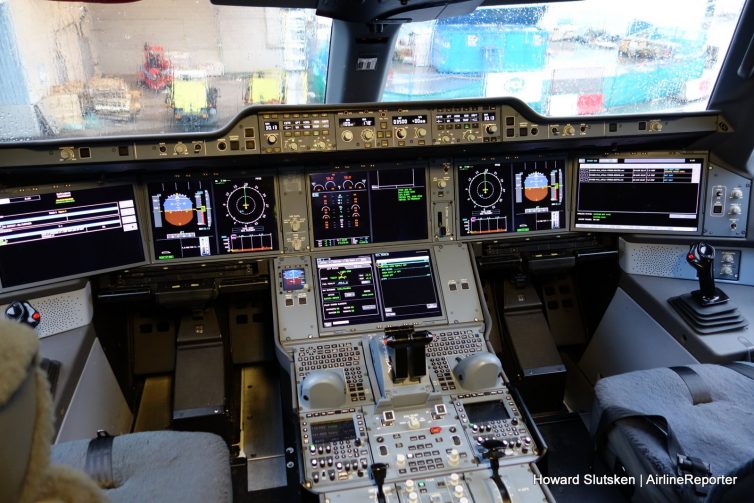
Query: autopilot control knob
485 124 498 135
729 204 742 215
395 128 408 140
437 179 448 189
730 188 743 199
416 127 427 138
562 124 576 136
453 353 503 391
341 130 354 142
463 131 476 142
4 300 41 328
361 129 375 142
266 134 278 145
408 417 421 430
300 370 346 409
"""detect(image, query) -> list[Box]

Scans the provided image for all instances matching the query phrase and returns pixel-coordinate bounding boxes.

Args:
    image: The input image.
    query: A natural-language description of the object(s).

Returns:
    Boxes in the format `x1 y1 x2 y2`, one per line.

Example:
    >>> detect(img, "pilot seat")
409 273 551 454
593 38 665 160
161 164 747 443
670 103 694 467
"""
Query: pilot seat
0 319 232 503
591 363 754 502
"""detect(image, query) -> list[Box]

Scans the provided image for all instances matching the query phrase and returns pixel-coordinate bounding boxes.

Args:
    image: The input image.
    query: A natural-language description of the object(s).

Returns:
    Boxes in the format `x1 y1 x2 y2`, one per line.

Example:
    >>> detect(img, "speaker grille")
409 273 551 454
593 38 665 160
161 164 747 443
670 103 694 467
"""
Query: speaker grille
619 240 694 280
2 282 93 338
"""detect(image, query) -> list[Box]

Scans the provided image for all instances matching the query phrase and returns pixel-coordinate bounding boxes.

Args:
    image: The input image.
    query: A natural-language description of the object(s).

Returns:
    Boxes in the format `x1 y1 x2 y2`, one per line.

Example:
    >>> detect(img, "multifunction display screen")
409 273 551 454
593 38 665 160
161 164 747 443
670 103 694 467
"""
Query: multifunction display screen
574 156 704 232
457 157 566 237
0 185 145 289
311 420 357 445
464 400 511 424
309 166 428 248
316 249 442 328
148 176 278 261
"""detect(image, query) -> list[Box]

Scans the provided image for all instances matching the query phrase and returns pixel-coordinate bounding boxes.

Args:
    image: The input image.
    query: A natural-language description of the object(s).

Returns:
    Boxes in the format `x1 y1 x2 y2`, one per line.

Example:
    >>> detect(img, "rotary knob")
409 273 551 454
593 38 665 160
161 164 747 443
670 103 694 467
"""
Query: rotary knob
450 473 460 485
649 120 663 132
441 135 451 143
485 124 498 135
266 134 278 145
721 265 734 276
361 129 375 141
312 141 327 150
463 131 476 142
396 454 407 468
438 179 448 189
395 127 407 140
730 188 743 199
408 417 421 429
729 204 742 215
563 124 576 136
341 130 354 142
287 141 299 151
174 143 188 155
448 448 460 466
417 127 427 138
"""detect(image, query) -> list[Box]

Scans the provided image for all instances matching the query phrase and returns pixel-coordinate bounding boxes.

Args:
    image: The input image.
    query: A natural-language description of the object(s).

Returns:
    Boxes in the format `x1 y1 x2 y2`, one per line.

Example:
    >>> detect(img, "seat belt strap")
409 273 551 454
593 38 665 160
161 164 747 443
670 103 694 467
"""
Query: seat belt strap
670 366 712 405
84 430 116 489
725 362 754 381
594 405 711 497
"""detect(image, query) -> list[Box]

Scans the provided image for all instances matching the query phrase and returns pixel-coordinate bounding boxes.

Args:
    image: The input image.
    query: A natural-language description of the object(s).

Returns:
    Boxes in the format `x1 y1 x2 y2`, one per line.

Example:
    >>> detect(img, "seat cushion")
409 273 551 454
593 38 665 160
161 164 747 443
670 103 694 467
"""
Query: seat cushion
592 364 754 501
51 430 231 503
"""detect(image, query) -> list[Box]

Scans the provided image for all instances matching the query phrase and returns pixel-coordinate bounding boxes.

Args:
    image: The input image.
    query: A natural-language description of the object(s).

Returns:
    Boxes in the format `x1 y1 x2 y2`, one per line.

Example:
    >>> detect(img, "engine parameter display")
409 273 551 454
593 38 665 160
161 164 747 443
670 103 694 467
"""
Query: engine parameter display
458 157 565 237
309 165 428 248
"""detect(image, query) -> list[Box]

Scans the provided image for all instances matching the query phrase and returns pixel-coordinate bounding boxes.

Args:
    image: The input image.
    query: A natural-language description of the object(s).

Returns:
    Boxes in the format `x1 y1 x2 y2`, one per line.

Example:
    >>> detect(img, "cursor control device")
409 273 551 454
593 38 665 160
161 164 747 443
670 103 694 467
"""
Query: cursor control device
686 242 728 306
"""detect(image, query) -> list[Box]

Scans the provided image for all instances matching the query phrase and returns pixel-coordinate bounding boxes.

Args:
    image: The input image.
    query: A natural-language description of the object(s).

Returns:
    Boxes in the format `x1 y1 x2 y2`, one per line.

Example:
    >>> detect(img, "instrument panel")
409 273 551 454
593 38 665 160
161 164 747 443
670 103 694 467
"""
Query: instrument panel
0 149 750 292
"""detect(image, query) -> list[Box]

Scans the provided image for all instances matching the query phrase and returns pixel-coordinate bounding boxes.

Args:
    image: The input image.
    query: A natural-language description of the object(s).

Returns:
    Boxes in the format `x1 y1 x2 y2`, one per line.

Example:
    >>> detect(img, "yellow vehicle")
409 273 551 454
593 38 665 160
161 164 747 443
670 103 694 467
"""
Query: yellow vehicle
244 69 286 104
168 72 218 124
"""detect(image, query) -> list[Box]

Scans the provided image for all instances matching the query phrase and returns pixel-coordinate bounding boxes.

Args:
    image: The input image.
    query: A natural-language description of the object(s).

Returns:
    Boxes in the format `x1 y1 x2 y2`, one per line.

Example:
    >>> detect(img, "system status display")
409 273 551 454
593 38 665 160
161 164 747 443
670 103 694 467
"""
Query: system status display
457 157 566 237
316 250 442 328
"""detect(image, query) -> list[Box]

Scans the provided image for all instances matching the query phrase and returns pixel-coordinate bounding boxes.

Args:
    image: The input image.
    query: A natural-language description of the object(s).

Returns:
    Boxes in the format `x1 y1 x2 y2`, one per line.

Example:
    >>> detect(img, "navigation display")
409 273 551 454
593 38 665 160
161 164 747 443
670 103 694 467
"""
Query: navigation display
574 156 704 232
148 176 277 261
457 157 565 237
309 166 428 248
0 185 145 289
316 249 442 328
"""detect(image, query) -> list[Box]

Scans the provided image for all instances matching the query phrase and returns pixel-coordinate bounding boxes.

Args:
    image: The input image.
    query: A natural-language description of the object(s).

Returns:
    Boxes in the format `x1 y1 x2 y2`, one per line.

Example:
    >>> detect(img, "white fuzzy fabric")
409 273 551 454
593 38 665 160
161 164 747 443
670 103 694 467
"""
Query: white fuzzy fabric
0 319 106 503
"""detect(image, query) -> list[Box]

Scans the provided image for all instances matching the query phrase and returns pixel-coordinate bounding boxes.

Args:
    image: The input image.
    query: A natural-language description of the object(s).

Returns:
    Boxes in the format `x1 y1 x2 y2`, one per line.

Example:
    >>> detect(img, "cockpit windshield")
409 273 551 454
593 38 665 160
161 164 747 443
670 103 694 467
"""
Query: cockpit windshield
0 0 744 143
385 0 745 115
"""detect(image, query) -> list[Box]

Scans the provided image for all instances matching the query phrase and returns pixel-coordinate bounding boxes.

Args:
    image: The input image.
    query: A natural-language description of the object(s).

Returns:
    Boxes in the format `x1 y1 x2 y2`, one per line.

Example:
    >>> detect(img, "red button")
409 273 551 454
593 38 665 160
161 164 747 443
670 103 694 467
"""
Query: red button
429 426 442 434
32 312 41 321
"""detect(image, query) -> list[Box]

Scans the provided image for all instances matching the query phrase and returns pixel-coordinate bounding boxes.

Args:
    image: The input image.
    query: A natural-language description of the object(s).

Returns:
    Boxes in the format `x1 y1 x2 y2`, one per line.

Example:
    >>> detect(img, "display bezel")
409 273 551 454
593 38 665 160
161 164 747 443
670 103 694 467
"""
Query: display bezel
454 154 570 242
306 162 433 251
312 245 447 336
143 170 283 264
570 151 708 235
0 181 149 293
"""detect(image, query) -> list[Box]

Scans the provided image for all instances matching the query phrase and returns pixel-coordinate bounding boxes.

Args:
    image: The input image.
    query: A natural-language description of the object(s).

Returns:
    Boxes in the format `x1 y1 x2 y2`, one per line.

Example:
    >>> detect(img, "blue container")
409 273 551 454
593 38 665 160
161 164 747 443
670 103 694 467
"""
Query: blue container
431 24 548 74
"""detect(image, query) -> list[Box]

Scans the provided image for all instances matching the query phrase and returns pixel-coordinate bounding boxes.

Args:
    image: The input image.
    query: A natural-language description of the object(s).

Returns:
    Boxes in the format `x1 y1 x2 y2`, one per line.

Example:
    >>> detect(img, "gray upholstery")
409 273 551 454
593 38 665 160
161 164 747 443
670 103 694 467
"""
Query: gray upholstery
51 430 232 503
592 363 754 501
